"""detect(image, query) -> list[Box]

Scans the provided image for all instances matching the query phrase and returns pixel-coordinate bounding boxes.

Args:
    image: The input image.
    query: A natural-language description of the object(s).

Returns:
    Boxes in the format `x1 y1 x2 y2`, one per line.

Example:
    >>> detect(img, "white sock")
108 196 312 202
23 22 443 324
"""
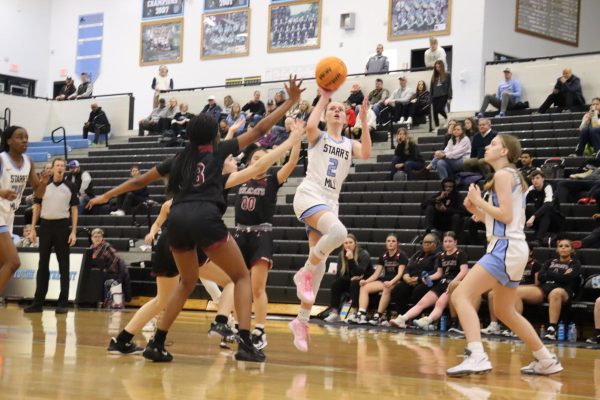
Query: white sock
358 308 367 314
489 321 499 327
467 341 485 355
533 346 553 360
297 308 311 323
255 323 265 331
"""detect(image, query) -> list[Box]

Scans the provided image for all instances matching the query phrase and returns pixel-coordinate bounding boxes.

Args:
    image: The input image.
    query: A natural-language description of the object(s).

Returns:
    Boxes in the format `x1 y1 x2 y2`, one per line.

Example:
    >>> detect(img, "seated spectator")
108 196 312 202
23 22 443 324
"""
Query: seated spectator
442 119 457 146
463 117 477 137
365 43 389 75
158 97 178 132
368 78 390 121
538 68 585 114
408 80 431 127
572 213 600 249
430 60 452 128
273 91 287 126
201 95 222 122
85 228 132 307
324 234 372 323
424 37 447 68
347 84 365 112
242 91 266 125
428 123 471 180
82 103 110 146
391 231 468 329
68 72 93 100
423 178 464 234
222 95 234 118
585 296 600 344
384 76 414 124
477 67 522 118
343 101 356 138
525 170 564 247
463 118 496 178
66 160 94 214
110 165 150 216
518 150 538 184
356 233 408 325
138 98 167 136
16 224 39 247
389 233 441 315
574 97 600 156
389 127 424 180
482 242 542 335
258 117 293 149
218 119 230 138
539 240 582 341
349 106 376 140
293 100 311 122
55 76 76 100
170 102 193 138
556 167 600 206
226 102 246 135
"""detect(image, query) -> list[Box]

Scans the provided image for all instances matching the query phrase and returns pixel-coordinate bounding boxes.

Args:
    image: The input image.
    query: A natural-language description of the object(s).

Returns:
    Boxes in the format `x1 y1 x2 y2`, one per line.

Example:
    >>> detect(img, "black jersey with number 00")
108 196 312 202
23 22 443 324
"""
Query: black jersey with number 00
156 140 239 213
234 174 281 225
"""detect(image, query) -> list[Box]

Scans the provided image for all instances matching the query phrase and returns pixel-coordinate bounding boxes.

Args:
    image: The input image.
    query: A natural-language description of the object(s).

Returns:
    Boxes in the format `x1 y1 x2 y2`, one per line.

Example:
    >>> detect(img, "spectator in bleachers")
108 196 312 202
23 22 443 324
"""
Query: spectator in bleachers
356 233 408 325
349 106 376 140
407 80 431 127
441 119 457 146
518 150 537 184
258 117 293 149
292 100 312 122
138 98 167 136
343 101 356 138
556 167 600 206
574 97 600 156
82 103 111 146
170 102 193 138
389 127 424 180
200 95 222 122
423 178 464 235
222 95 234 117
538 68 585 114
429 123 471 180
346 84 365 112
391 231 468 329
389 233 441 316
324 234 372 323
365 43 389 75
424 37 447 68
525 170 564 247
109 165 150 217
430 60 452 128
476 67 522 118
158 98 178 132
384 76 414 124
572 213 600 249
66 160 94 214
68 72 93 100
367 78 390 120
585 296 600 344
218 119 230 139
16 224 39 248
481 242 543 336
463 118 496 178
463 117 477 138
151 65 173 108
242 90 266 125
226 102 246 135
55 76 75 101
538 239 582 341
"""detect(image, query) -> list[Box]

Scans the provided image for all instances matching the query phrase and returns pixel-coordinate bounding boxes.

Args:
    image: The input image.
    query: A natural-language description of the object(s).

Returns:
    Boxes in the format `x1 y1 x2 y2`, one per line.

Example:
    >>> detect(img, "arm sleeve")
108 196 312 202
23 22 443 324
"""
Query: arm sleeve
512 81 522 98
79 172 92 195
151 78 157 90
446 73 453 99
82 82 93 98
457 251 469 266
537 260 550 283
257 102 266 115
383 57 389 72
564 77 581 93
356 249 371 274
241 102 250 112
67 182 79 206
155 156 175 177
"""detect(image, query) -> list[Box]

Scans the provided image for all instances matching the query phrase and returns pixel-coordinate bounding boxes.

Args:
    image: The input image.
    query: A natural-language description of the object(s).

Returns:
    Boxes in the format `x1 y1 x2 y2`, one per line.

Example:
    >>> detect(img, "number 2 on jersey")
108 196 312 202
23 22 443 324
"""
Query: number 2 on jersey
326 158 338 178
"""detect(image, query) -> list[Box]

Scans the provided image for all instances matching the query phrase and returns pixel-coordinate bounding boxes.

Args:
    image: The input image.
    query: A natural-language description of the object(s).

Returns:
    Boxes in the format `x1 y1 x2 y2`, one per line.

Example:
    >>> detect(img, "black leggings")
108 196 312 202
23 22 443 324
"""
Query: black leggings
329 278 360 310
432 96 448 127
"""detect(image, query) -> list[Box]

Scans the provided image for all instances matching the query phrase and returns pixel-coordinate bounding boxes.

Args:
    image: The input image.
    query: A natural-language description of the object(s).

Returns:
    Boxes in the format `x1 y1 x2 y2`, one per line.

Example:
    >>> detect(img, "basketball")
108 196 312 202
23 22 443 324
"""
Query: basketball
315 57 347 91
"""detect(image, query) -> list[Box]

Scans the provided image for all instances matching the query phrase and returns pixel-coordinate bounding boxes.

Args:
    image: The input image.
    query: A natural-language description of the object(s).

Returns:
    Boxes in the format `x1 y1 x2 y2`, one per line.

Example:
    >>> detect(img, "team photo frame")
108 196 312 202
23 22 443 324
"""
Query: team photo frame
203 0 249 12
139 17 184 66
267 0 322 53
388 0 451 41
201 9 251 60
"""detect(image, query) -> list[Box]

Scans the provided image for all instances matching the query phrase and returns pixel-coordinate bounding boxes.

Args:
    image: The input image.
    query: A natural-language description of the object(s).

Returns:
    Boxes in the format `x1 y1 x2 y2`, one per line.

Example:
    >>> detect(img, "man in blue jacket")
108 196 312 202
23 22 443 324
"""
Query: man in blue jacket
538 68 585 114
477 67 522 117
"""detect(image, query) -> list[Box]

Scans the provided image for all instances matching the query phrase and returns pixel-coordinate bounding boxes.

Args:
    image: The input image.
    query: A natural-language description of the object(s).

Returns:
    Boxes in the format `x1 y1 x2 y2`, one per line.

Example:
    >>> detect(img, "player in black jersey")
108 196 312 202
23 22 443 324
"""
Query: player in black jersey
233 139 301 350
88 76 304 363
392 231 469 329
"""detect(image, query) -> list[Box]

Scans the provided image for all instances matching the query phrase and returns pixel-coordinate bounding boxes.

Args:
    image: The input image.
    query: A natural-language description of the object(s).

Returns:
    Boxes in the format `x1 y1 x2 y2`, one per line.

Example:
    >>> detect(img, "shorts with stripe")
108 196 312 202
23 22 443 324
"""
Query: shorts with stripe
234 229 273 269
478 238 528 288
293 183 339 233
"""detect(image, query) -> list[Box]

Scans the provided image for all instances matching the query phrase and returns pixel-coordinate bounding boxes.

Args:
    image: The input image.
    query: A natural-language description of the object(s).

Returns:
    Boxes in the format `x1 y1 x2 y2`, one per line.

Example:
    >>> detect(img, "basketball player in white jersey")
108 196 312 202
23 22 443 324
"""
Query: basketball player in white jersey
447 134 563 376
0 126 45 294
289 91 372 352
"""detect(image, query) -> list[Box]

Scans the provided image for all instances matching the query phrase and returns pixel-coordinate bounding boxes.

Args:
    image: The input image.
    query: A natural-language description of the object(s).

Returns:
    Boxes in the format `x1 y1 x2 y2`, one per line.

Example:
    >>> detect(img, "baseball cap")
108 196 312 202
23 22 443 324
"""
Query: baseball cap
208 95 216 100
68 160 80 169
503 67 511 73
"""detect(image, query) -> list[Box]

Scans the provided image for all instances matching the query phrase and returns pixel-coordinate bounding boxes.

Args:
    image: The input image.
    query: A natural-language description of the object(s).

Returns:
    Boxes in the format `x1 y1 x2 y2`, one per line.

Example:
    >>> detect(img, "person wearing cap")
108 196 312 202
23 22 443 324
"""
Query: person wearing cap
55 77 76 101
477 67 522 118
151 65 174 109
242 90 266 124
424 37 447 68
68 72 93 100
201 95 223 122
138 98 168 136
365 44 389 75
537 68 585 114
384 75 415 124
24 158 79 314
82 103 111 146
66 160 95 214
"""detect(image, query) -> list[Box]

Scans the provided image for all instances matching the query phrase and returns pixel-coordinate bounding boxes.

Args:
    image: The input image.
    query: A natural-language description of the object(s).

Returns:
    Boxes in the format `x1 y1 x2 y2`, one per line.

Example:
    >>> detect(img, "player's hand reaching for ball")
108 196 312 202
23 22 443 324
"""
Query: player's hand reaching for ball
284 74 305 103
290 119 306 142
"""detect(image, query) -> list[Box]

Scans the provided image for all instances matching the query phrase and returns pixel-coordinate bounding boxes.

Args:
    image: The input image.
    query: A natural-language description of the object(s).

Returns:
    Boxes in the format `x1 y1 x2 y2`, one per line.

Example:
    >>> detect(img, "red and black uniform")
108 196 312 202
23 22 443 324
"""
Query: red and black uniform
233 174 282 268
430 248 468 296
520 258 542 286
378 250 409 281
538 257 582 301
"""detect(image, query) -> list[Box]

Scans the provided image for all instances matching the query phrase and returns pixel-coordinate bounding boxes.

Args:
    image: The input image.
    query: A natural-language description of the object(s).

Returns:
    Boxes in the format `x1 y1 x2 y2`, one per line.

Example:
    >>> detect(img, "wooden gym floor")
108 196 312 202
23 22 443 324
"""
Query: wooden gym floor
0 304 598 399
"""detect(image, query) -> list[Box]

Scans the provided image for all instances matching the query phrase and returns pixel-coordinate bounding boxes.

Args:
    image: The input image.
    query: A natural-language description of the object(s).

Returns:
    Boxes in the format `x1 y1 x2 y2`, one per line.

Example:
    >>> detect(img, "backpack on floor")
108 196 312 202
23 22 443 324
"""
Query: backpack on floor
541 157 565 179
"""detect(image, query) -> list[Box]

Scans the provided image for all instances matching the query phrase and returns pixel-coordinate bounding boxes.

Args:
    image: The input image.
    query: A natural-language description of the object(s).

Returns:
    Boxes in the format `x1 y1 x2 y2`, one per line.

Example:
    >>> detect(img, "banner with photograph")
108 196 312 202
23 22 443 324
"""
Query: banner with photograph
143 0 184 19
202 9 250 59
204 0 249 12
388 0 451 41
268 0 321 53
140 17 184 65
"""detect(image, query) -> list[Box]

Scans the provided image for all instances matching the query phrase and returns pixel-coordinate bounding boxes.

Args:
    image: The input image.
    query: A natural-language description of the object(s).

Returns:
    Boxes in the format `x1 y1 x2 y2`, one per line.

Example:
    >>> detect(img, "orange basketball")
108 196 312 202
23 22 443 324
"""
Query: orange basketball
315 57 347 91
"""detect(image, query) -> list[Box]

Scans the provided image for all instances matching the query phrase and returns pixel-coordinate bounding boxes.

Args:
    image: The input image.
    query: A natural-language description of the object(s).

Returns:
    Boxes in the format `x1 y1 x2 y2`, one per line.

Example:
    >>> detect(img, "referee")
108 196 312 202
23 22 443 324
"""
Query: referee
24 158 78 314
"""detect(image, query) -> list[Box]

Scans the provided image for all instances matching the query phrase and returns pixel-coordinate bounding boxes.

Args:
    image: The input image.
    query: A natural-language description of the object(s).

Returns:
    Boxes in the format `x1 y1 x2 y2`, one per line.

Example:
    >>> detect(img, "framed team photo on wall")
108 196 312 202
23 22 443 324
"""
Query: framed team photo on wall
203 0 249 12
139 18 184 66
201 9 251 60
388 0 451 41
268 0 321 53
142 0 184 19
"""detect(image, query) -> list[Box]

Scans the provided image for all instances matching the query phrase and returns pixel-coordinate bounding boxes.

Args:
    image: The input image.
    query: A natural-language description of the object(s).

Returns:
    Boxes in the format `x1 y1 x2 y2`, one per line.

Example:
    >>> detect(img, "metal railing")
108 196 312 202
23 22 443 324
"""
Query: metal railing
50 126 68 161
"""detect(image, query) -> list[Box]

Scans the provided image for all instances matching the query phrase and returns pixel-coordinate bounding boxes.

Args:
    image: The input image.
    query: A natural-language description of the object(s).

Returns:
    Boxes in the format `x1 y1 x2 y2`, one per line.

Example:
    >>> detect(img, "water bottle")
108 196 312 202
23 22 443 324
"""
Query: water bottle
557 321 566 341
129 239 135 248
568 323 577 342
422 271 433 287
440 315 447 332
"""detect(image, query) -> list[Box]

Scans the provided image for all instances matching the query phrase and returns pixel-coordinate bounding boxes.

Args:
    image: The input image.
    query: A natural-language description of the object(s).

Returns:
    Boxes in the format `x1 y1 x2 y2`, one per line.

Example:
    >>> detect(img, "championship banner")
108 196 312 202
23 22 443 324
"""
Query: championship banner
2 252 83 301
76 13 104 83
143 0 185 20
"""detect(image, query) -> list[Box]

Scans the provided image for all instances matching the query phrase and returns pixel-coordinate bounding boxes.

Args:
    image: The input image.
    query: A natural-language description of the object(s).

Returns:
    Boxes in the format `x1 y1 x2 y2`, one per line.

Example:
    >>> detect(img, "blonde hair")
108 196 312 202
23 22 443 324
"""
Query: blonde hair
91 228 104 237
483 134 528 192
339 234 360 276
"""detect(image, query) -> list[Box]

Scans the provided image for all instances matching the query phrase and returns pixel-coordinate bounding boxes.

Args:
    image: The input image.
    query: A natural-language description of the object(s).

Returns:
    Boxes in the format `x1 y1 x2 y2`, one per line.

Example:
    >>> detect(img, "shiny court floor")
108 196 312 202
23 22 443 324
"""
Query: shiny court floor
0 304 598 399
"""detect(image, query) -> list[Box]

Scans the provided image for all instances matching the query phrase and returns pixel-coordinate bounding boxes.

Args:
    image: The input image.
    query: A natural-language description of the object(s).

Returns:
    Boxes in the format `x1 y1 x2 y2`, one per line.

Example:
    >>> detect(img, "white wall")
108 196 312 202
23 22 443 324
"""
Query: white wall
0 0 52 96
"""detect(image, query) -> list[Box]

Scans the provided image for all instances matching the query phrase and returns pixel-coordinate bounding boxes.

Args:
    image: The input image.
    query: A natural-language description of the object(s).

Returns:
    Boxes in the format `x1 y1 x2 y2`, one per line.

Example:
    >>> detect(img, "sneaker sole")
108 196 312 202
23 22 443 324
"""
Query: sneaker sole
447 368 492 377
288 322 308 352
389 320 406 329
521 365 564 376
108 349 143 355
142 350 173 362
